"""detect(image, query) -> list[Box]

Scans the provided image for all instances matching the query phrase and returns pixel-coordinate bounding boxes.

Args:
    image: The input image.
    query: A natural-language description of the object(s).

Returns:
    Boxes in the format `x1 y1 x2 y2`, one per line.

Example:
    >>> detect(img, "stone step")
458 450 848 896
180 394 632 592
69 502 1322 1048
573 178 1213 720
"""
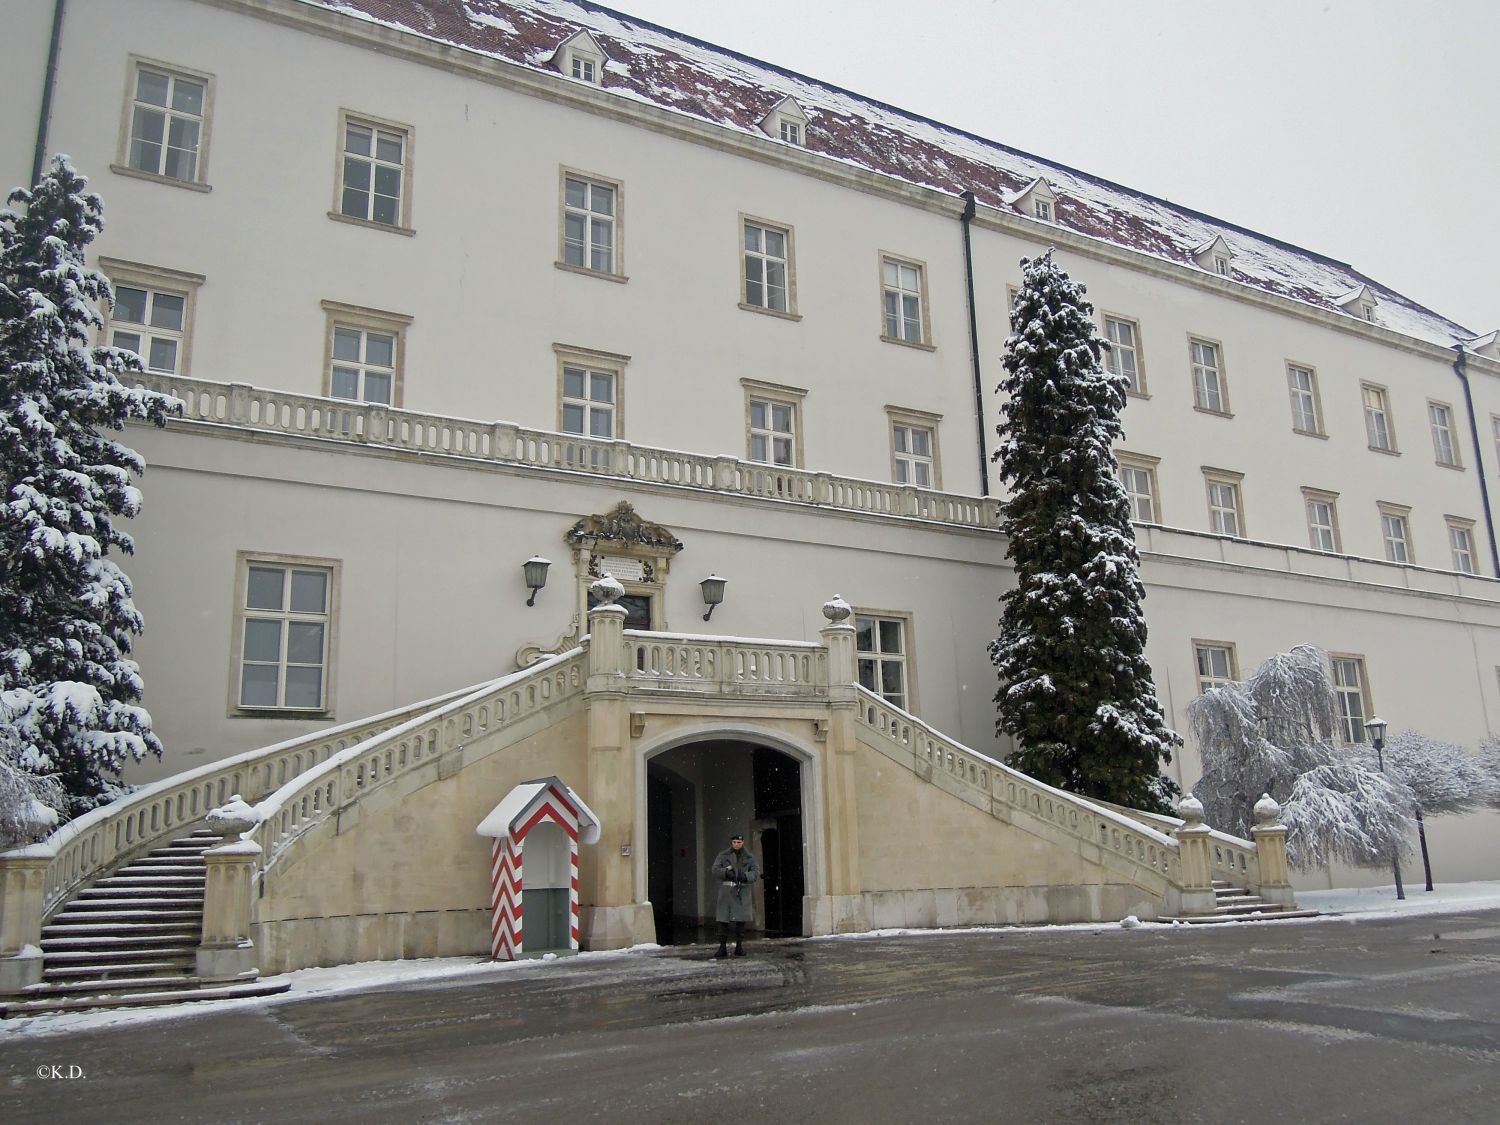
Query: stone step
1213 895 1265 907
113 861 206 873
94 872 206 884
1163 909 1322 925
44 921 202 939
44 931 200 949
50 908 203 924
1 979 290 1018
1213 902 1288 916
44 959 194 981
20 974 202 996
69 892 205 907
42 945 198 964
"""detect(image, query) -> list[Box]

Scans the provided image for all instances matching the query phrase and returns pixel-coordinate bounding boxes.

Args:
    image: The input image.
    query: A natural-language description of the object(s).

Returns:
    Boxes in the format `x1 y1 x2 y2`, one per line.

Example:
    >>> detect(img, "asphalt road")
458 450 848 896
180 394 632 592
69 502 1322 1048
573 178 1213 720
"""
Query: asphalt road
4 910 1500 1124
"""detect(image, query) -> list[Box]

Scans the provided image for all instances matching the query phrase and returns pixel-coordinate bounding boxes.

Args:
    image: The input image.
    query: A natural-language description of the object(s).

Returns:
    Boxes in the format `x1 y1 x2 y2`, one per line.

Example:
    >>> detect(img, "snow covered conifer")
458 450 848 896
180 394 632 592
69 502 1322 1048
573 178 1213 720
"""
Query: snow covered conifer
0 156 178 815
989 251 1179 811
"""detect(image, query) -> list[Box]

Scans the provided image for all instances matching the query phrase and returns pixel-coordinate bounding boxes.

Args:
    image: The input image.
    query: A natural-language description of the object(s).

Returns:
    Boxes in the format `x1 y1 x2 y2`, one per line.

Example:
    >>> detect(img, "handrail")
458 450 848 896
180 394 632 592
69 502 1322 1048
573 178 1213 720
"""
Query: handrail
11 678 494 919
853 687 1182 887
625 631 829 695
134 373 1001 531
249 648 589 876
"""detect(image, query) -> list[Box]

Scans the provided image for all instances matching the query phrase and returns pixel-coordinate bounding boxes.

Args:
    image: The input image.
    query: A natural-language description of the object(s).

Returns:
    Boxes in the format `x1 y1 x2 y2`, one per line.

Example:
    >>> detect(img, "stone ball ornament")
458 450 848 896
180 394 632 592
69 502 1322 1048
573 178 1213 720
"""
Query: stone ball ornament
822 594 852 623
1253 793 1283 825
590 574 626 605
1176 794 1205 825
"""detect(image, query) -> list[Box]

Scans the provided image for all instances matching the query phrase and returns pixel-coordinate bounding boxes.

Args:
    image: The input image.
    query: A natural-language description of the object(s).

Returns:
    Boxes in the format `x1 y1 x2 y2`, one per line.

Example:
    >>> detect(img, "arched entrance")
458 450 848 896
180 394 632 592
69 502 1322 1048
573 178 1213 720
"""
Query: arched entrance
645 739 807 945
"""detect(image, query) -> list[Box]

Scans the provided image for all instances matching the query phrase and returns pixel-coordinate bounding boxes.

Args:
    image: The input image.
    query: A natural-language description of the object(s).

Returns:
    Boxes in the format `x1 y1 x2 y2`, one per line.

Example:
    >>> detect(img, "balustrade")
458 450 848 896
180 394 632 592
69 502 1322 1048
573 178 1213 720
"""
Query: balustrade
626 634 828 695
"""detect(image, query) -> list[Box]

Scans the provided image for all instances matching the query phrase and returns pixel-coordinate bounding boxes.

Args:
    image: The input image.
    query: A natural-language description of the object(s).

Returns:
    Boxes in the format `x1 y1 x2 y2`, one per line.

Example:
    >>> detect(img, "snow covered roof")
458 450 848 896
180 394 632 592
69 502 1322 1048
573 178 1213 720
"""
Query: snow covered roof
476 776 601 843
313 0 1474 346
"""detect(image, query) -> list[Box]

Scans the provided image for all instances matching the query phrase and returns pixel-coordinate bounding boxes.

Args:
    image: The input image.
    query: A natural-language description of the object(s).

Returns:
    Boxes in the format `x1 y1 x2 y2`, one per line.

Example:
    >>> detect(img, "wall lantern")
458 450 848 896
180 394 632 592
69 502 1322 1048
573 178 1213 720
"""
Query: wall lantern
700 574 727 621
523 556 551 607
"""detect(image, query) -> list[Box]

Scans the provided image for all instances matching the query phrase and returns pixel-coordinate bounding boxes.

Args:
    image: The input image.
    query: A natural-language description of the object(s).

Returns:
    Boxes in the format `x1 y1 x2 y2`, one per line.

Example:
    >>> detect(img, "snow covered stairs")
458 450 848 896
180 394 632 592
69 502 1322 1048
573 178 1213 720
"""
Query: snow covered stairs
0 830 288 1017
1162 880 1320 924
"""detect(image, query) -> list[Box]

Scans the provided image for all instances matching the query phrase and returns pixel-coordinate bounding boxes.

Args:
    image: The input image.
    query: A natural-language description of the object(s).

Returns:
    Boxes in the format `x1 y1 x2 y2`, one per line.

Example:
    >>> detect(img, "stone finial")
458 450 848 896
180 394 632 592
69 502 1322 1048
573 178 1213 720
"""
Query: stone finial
205 795 261 838
822 594 852 623
1253 793 1283 826
590 574 625 605
1176 794 1205 826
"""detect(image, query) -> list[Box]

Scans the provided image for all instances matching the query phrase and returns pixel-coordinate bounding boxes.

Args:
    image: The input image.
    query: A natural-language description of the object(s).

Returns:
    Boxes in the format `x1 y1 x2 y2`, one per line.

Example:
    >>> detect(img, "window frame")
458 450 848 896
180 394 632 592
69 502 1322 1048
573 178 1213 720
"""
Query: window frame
1427 399 1462 468
1192 640 1239 694
1362 382 1398 454
878 252 934 350
1116 451 1162 524
320 300 412 408
556 167 626 281
228 551 340 719
739 214 800 320
1302 487 1342 553
1285 361 1325 437
1203 467 1246 538
1102 313 1147 397
1329 653 1373 745
554 343 629 440
1378 502 1414 565
885 406 942 490
98 257 204 376
1447 517 1478 575
329 109 415 235
741 378 806 468
855 609 917 713
114 56 215 192
1188 335 1231 415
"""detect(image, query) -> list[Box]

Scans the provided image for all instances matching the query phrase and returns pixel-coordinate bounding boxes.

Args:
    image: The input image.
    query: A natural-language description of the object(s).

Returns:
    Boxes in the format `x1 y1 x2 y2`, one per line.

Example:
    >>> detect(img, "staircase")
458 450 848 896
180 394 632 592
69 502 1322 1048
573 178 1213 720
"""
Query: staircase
0 830 288 1017
1162 880 1321 924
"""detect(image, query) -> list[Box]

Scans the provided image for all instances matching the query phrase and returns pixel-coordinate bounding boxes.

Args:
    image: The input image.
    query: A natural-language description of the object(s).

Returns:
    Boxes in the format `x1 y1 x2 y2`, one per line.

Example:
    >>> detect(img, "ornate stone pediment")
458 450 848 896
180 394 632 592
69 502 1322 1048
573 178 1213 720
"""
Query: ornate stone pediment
565 502 684 555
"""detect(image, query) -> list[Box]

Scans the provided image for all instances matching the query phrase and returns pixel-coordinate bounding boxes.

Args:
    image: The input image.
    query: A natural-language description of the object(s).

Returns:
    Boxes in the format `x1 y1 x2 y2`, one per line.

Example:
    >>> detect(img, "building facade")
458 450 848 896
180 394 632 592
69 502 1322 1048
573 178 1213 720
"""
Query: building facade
6 0 1500 904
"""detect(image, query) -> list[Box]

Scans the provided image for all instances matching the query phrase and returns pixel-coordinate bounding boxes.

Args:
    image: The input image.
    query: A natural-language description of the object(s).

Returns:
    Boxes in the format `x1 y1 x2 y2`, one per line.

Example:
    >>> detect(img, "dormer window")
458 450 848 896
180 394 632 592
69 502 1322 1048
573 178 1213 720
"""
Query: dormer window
1006 176 1058 224
1191 235 1235 278
554 30 607 86
1333 283 1379 324
761 95 809 147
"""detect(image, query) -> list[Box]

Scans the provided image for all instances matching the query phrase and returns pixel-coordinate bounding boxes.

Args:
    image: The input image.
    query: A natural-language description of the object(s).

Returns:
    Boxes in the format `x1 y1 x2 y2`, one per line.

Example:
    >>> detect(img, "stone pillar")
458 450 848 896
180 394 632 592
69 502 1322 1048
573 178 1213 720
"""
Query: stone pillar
0 846 54 993
196 840 262 980
1172 796 1217 917
1250 794 1297 909
578 581 653 949
810 595 868 935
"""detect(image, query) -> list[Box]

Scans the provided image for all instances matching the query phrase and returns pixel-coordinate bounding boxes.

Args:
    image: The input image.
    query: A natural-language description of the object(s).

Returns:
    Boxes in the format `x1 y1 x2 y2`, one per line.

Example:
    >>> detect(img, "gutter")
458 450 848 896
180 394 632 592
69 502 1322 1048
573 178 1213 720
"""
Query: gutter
30 0 66 186
1452 344 1500 577
959 191 990 497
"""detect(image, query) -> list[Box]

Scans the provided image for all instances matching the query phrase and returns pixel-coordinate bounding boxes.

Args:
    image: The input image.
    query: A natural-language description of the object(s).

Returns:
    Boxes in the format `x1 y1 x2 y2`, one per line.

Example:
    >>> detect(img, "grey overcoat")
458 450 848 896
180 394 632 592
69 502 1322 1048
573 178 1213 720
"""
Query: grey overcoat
711 846 759 924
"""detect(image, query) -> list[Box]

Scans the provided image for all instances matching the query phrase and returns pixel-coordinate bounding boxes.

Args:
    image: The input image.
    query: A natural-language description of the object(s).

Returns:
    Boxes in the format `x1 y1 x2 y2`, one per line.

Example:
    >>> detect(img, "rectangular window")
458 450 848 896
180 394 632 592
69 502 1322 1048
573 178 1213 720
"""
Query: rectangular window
1491 415 1500 469
1379 504 1412 564
123 60 209 184
1331 655 1371 744
100 258 204 377
881 256 927 345
1204 470 1244 538
742 218 793 314
1034 199 1052 222
1448 519 1477 575
1303 489 1341 553
561 173 619 275
561 365 616 438
571 57 595 82
1287 364 1322 435
322 301 411 407
1117 452 1161 524
339 115 409 228
1214 255 1230 277
1190 338 1227 413
1104 316 1144 395
1194 642 1238 694
1363 383 1395 452
780 120 801 145
893 423 934 487
1429 401 1460 467
857 614 910 710
235 555 337 713
742 379 805 468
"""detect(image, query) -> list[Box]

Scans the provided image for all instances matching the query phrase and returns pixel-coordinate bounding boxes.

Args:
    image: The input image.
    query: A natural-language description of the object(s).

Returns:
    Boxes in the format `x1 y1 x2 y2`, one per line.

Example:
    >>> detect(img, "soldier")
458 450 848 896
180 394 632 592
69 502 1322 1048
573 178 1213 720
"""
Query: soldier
710 834 758 957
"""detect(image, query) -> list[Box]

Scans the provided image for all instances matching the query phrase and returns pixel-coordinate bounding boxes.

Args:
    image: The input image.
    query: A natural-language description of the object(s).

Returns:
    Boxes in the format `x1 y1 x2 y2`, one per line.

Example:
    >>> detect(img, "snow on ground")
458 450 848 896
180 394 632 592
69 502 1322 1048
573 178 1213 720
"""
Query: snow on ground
6 882 1499 1038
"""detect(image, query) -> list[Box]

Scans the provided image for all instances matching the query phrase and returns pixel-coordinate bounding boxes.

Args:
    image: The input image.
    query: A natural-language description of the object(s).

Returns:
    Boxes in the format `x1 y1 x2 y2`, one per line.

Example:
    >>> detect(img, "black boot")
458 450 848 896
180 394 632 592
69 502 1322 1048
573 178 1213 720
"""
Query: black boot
713 943 728 959
733 943 745 957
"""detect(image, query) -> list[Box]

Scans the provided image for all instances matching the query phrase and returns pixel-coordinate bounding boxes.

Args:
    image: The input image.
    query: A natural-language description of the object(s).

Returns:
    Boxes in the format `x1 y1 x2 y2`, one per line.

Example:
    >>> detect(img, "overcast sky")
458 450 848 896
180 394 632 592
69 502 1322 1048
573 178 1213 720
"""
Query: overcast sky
606 0 1498 335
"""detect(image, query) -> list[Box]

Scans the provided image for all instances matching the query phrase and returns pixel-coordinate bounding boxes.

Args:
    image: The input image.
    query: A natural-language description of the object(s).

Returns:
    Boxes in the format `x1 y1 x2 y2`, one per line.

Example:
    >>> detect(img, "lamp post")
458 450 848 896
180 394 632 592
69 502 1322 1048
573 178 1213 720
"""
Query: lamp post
1364 716 1405 900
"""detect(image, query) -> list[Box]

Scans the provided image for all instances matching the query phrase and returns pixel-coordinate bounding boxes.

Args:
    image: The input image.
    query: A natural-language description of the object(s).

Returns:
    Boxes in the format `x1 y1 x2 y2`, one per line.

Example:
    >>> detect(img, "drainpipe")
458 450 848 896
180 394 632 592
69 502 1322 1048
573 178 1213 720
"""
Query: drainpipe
1452 344 1500 578
30 0 67 186
959 191 990 497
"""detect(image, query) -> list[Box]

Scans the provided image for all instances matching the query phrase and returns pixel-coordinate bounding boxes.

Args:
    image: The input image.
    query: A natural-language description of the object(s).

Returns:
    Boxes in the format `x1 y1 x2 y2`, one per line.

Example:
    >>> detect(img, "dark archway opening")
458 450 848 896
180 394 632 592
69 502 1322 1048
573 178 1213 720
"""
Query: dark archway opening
646 740 806 946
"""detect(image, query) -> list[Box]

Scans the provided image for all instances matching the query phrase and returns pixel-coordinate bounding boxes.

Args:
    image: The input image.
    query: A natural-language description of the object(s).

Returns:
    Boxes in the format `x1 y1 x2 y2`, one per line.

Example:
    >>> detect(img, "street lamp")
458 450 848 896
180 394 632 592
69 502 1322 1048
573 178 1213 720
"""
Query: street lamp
1364 716 1405 900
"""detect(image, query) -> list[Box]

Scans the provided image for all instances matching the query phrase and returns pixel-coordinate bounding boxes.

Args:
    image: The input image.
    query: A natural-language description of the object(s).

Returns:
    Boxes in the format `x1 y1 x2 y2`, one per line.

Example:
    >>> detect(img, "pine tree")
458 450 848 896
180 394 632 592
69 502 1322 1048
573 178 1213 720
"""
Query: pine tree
0 155 178 816
989 251 1179 811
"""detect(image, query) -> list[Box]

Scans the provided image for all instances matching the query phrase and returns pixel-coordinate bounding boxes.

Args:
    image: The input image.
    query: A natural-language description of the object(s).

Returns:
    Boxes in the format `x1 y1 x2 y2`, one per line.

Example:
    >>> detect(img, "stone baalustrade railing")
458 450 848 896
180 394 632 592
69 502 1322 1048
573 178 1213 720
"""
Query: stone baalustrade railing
854 687 1182 892
626 632 829 697
136 374 1001 530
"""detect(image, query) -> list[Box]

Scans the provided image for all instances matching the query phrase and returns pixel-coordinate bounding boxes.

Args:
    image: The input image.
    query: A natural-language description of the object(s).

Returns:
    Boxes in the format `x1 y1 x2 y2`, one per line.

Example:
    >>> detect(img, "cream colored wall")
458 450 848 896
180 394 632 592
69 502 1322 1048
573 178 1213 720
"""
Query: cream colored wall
0 0 51 195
